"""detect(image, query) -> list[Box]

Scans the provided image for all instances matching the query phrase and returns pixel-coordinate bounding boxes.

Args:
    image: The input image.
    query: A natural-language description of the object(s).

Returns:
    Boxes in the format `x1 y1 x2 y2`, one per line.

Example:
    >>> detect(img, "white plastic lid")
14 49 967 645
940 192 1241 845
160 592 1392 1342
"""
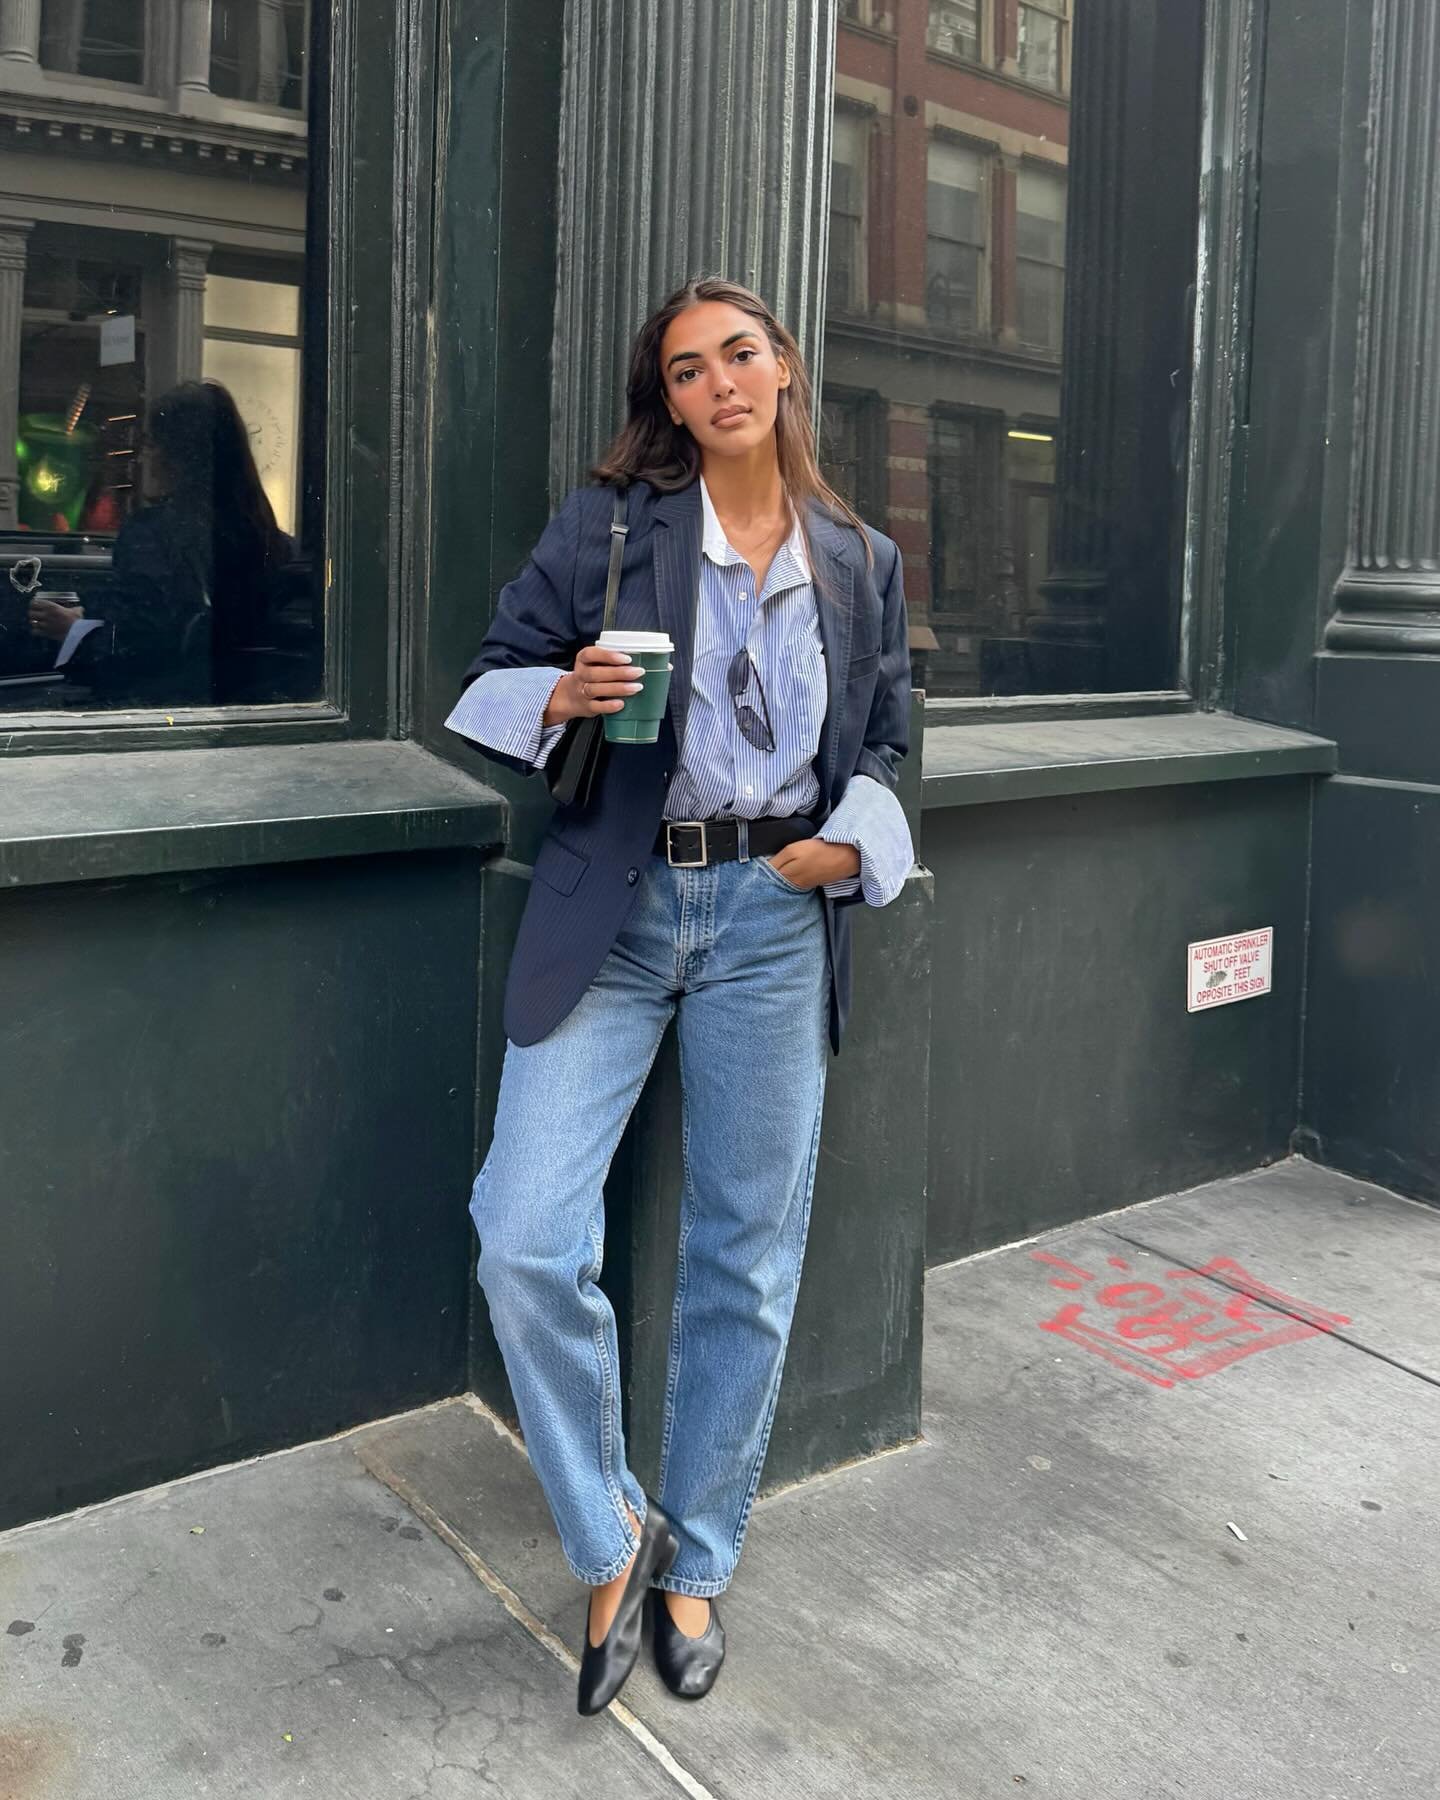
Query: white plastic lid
596 629 675 651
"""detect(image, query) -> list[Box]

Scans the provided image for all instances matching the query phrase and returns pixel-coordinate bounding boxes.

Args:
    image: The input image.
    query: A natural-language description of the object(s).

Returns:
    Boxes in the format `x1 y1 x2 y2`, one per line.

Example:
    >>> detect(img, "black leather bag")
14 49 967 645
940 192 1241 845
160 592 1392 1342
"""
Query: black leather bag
544 485 630 809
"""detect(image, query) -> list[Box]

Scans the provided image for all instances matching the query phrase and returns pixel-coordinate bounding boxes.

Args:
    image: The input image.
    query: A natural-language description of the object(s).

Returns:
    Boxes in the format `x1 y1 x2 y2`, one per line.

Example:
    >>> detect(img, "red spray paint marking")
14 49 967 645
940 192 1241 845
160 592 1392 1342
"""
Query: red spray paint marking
1031 1250 1352 1389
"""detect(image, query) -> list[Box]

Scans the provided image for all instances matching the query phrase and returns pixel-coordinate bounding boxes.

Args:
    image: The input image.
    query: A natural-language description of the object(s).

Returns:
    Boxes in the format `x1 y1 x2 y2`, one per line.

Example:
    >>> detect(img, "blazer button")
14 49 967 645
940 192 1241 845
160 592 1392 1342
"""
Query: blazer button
627 867 639 885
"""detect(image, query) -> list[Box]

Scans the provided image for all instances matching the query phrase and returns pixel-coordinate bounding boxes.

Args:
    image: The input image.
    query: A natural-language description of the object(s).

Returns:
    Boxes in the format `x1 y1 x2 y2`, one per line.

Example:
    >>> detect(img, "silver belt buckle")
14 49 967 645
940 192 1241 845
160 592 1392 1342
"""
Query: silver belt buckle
667 820 708 868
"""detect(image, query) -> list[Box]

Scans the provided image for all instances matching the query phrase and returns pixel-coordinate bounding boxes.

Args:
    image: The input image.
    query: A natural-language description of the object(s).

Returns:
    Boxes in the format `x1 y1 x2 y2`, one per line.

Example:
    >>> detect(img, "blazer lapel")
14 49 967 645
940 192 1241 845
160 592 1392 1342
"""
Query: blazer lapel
651 481 703 760
807 502 856 806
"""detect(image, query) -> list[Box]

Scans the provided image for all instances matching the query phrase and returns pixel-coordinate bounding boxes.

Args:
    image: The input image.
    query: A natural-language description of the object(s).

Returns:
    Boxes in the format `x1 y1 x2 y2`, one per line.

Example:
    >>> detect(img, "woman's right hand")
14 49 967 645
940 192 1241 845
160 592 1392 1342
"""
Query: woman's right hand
542 645 644 726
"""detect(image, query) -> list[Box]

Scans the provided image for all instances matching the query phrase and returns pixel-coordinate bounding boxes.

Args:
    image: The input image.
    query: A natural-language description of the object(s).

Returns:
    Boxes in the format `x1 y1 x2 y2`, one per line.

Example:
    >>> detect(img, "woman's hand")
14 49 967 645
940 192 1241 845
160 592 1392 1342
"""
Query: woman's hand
28 598 84 643
542 645 644 726
766 840 861 891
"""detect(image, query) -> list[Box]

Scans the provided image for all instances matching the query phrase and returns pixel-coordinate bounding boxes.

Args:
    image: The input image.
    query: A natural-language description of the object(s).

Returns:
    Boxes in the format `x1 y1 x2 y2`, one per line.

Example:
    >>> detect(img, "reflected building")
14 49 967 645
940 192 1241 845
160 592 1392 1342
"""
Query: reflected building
0 0 318 707
822 0 1200 699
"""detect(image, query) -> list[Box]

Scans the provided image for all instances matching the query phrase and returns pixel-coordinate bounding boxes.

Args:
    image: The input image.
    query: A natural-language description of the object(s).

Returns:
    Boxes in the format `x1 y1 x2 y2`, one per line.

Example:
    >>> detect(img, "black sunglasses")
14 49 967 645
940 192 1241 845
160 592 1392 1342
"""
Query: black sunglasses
726 647 776 753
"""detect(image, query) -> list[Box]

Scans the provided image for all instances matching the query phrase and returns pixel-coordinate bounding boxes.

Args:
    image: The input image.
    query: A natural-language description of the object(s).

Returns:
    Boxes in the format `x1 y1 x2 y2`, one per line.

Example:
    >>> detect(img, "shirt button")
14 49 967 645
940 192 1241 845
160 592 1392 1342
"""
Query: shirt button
745 785 754 796
626 867 639 886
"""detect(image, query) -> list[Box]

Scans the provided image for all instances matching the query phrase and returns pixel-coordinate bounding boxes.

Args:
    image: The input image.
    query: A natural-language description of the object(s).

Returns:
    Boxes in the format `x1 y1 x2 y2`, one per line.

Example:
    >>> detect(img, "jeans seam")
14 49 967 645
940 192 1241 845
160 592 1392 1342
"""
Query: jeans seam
656 1025 700 1501
590 1010 673 1560
727 1053 828 1569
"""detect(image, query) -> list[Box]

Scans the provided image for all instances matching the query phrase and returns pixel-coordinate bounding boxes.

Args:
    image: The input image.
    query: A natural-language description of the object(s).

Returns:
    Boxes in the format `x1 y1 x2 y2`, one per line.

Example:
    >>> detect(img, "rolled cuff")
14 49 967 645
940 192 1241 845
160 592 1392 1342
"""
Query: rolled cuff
444 665 569 769
817 773 914 906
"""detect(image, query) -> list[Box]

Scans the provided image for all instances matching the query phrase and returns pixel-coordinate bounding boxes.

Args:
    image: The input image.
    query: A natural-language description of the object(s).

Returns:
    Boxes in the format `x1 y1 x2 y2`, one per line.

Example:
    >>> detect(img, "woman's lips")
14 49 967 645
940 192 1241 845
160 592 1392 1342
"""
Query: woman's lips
712 407 750 426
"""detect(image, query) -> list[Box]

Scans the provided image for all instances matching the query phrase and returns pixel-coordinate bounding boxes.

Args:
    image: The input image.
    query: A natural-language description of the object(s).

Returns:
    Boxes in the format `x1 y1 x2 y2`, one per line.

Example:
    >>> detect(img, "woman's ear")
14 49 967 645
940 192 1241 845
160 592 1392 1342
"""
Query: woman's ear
776 356 792 390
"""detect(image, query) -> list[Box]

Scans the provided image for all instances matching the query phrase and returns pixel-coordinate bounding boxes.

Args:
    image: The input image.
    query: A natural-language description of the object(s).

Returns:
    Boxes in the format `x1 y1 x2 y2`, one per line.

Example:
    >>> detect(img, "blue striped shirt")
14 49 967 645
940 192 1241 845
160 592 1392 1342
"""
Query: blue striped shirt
446 477 914 906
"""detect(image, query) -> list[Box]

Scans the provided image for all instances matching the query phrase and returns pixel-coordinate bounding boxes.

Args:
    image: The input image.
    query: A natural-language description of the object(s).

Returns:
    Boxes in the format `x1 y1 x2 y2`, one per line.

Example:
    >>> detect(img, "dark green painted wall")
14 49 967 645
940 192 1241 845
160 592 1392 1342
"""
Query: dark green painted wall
0 852 482 1532
1223 0 1440 1211
924 779 1313 1266
1302 780 1440 1201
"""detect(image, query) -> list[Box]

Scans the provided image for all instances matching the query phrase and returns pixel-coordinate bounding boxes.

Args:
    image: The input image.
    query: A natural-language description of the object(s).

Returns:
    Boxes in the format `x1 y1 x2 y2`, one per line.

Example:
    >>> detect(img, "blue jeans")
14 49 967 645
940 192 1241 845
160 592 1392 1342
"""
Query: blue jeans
470 849 830 1597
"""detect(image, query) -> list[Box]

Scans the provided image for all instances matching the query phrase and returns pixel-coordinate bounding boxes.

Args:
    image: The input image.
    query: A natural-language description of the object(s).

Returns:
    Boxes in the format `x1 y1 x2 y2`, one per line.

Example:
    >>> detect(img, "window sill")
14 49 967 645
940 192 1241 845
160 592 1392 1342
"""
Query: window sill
0 741 507 891
924 47 1069 103
921 712 1337 810
838 17 897 46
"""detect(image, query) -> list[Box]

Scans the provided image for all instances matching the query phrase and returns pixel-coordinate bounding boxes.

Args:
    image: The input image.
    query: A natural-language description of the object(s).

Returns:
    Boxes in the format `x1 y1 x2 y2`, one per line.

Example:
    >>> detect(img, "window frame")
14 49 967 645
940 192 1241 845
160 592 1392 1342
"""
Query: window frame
926 0 984 68
838 0 896 32
924 133 992 340
827 103 870 318
208 0 311 117
1 0 417 755
1013 157 1066 355
818 384 887 529
1015 0 1069 97
38 0 149 89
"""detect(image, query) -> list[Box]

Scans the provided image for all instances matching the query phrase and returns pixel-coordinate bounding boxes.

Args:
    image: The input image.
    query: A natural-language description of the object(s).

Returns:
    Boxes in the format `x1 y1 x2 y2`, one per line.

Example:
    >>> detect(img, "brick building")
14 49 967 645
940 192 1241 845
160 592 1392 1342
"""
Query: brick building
822 0 1072 696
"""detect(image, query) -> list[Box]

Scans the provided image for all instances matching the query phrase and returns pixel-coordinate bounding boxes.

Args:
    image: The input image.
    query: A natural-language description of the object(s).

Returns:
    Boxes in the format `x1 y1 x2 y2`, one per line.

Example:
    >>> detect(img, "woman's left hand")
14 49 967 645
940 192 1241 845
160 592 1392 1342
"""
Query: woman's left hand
766 840 861 891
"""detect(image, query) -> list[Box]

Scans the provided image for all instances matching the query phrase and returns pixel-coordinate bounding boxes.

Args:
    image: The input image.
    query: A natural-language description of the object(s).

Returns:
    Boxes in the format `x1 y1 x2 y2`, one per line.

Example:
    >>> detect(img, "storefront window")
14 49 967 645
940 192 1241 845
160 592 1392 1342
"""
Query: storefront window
1 2 322 713
825 0 1204 699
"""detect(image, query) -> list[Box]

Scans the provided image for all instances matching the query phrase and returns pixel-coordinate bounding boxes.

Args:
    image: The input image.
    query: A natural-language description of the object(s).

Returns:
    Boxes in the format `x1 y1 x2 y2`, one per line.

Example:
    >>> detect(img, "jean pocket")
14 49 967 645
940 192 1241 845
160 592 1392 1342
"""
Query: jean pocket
753 855 810 895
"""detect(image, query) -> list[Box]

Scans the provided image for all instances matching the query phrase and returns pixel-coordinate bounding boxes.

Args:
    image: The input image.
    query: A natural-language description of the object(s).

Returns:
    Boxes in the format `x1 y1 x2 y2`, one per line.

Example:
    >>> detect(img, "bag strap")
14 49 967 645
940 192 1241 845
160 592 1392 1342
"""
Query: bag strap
602 486 628 634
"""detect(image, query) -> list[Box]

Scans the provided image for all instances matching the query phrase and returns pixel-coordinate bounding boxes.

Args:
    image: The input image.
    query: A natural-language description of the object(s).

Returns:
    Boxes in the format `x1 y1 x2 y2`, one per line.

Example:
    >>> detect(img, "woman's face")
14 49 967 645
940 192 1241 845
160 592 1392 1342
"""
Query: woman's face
659 301 791 460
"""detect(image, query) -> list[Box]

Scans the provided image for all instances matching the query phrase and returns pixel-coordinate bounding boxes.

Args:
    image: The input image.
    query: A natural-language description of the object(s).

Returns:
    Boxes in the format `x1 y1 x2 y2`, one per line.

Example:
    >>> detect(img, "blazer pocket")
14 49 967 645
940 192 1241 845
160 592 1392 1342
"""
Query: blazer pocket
532 834 589 896
847 646 881 682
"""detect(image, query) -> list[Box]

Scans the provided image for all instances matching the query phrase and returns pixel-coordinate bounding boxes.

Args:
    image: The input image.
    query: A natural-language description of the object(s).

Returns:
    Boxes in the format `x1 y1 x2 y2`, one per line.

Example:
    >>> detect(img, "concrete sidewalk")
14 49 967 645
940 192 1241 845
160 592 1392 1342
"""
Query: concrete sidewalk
4 1158 1438 1799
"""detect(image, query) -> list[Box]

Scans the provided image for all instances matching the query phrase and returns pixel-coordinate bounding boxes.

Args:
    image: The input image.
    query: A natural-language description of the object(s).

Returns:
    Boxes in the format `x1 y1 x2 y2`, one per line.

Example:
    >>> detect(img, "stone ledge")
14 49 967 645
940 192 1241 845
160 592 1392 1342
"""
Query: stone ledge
0 741 507 889
922 711 1337 810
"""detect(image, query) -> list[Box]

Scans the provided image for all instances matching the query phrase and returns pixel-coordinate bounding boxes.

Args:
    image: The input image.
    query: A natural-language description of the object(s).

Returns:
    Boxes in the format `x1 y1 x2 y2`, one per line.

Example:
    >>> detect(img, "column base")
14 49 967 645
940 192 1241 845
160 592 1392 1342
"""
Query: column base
1326 570 1440 653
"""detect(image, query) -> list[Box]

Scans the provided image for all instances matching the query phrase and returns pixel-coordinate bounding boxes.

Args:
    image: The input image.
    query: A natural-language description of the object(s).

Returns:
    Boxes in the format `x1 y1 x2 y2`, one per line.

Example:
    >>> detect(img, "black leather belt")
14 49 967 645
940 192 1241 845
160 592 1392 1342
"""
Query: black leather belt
654 815 817 868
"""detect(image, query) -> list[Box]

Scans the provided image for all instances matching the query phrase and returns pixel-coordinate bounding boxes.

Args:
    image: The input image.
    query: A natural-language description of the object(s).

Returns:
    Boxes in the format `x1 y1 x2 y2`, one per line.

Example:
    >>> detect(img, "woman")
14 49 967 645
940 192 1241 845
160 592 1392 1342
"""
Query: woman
446 277 914 1715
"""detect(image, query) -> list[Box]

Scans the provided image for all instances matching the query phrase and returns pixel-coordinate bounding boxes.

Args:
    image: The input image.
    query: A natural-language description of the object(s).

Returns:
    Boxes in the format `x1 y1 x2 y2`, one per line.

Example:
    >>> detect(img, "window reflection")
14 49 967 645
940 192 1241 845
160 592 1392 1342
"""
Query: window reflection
210 0 308 109
40 0 144 85
822 0 1202 699
0 1 322 713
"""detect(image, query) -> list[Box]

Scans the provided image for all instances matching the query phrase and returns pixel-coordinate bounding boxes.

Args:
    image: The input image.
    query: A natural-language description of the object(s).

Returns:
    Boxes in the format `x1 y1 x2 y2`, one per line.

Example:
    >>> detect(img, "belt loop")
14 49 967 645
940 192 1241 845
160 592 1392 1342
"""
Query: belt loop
737 818 750 863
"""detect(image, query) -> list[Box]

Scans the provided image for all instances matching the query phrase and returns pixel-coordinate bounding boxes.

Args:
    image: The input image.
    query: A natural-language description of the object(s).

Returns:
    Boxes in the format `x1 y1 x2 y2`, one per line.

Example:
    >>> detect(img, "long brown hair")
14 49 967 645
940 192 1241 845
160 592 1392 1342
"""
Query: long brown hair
590 276 874 576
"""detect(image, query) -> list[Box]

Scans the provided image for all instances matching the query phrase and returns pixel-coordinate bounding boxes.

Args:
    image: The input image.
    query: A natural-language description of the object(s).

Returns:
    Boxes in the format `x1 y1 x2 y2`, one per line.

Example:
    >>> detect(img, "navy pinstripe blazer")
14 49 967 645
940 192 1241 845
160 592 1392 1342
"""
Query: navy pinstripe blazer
459 478 911 1055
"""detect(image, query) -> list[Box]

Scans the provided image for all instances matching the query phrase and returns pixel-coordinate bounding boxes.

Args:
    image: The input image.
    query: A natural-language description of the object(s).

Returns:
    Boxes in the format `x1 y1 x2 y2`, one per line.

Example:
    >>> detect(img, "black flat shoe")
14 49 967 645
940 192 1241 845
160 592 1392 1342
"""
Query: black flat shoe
576 1499 680 1716
651 1591 725 1701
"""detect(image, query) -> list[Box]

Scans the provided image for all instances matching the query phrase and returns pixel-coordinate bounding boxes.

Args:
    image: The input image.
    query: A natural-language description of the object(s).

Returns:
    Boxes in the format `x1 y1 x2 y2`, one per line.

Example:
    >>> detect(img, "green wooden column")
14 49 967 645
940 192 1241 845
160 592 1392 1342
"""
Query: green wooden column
549 0 837 492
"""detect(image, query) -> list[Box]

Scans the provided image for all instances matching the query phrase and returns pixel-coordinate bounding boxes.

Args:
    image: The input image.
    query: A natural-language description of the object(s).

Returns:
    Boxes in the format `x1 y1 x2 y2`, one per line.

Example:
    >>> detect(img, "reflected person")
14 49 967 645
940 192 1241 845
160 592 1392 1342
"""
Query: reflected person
48 380 296 706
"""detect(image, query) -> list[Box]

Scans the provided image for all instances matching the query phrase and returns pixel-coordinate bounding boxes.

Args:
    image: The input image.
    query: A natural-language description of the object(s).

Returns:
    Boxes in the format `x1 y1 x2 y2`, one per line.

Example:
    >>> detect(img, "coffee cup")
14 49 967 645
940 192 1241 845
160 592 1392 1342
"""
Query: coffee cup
596 629 674 745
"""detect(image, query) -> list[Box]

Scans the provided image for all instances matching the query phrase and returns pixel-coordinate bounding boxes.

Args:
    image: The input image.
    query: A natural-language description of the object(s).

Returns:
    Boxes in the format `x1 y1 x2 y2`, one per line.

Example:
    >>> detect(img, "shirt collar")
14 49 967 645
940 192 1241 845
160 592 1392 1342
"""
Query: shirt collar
698 475 812 587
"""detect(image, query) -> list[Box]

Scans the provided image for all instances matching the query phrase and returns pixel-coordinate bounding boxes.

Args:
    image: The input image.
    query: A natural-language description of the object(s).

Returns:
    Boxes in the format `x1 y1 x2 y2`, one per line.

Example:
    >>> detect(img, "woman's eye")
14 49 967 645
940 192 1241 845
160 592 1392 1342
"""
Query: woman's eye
733 349 755 363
